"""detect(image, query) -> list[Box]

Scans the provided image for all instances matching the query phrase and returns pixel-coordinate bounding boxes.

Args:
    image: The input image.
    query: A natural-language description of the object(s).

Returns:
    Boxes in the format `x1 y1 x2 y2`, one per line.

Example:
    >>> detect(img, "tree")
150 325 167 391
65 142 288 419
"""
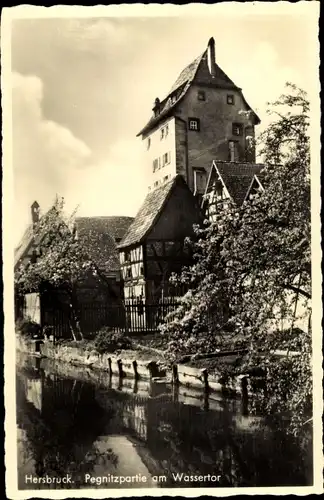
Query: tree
161 83 312 435
15 197 118 340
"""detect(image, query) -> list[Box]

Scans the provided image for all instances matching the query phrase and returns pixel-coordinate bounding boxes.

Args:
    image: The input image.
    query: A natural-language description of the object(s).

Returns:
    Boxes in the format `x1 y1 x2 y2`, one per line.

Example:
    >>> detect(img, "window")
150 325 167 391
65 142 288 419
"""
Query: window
164 175 169 183
153 158 159 172
232 123 243 136
165 124 169 137
198 90 206 101
140 266 144 275
126 268 132 279
124 250 130 262
227 94 235 105
162 151 171 166
188 118 200 131
154 181 159 188
147 137 151 150
160 128 164 140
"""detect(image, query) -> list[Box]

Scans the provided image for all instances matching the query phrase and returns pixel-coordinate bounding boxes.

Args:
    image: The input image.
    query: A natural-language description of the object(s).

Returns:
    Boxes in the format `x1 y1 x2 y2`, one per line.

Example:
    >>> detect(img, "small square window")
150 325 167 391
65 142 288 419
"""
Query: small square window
232 123 243 136
227 94 234 105
188 118 200 131
198 90 206 101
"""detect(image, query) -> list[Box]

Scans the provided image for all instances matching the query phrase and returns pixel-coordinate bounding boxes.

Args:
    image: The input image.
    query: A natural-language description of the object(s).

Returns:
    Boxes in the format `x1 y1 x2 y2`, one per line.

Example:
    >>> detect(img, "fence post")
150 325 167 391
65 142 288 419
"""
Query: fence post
201 368 209 393
132 360 139 380
241 375 249 415
117 359 123 379
147 361 159 379
172 364 179 386
108 357 112 376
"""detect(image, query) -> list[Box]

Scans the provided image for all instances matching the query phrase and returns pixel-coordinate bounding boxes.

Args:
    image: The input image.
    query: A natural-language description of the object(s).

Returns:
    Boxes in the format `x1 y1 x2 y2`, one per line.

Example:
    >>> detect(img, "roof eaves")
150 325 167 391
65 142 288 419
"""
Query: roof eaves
117 176 181 249
137 53 204 138
213 164 235 203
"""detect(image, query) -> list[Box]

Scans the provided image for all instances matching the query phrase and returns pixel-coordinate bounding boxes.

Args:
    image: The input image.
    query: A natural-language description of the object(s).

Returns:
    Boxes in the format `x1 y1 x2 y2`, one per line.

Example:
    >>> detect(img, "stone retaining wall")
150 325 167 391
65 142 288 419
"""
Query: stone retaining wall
16 335 251 396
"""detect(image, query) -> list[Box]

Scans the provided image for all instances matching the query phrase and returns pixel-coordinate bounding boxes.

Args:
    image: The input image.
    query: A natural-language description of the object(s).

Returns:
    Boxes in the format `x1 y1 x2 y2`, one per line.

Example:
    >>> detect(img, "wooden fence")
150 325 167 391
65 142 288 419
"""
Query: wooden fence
43 298 181 338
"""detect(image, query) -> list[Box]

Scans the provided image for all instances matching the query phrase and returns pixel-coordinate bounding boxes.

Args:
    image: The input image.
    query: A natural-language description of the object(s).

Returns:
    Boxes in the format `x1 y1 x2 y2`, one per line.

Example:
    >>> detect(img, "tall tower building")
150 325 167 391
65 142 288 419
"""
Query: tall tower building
137 37 260 195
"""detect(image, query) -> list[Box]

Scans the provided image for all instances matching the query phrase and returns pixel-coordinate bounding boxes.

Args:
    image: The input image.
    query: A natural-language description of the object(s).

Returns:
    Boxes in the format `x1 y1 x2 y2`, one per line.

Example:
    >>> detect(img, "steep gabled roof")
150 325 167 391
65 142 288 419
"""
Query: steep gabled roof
118 176 189 249
137 38 260 137
15 212 134 275
14 225 34 269
168 52 205 95
75 216 133 273
244 173 266 202
75 216 134 273
205 161 265 207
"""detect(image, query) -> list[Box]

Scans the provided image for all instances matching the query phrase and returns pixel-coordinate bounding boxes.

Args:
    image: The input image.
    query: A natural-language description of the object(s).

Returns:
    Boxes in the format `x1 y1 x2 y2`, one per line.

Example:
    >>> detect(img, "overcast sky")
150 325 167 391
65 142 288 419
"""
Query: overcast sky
6 4 319 245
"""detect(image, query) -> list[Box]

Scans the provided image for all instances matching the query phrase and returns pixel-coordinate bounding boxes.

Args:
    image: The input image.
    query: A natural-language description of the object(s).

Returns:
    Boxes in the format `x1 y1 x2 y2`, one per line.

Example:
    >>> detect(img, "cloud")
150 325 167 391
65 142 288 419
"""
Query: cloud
12 71 92 244
225 41 303 127
68 138 148 219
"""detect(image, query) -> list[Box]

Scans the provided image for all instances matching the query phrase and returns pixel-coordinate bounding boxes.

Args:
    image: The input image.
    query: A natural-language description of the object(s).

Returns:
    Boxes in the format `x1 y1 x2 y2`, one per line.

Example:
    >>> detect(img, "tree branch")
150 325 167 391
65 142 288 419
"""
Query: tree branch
284 284 311 300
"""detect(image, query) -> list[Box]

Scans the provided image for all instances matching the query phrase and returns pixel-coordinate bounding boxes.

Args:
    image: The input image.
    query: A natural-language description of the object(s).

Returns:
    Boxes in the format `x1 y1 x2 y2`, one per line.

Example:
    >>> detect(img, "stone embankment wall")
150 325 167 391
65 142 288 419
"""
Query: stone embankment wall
16 335 251 397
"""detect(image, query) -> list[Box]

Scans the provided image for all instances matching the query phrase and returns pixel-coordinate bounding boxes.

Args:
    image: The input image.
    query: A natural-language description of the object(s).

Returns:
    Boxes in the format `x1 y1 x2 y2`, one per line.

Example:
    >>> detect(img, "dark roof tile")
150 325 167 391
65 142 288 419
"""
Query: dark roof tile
213 161 265 206
118 177 180 249
75 216 134 273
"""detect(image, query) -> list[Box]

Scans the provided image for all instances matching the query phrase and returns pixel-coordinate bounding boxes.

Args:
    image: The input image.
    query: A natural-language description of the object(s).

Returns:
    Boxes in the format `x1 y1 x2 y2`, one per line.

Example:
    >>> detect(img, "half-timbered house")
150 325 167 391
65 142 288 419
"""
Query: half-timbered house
14 202 133 335
202 161 265 221
118 175 203 304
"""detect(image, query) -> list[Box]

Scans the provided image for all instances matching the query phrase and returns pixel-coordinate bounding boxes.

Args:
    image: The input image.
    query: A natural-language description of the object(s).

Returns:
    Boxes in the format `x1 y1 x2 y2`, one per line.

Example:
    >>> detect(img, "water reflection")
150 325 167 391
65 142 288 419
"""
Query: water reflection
16 354 312 489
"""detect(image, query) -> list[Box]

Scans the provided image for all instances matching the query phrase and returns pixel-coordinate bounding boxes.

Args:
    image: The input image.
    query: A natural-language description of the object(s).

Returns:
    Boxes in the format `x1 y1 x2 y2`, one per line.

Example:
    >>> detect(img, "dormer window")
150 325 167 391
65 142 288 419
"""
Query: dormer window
188 118 200 131
232 123 243 136
227 94 235 105
198 90 206 101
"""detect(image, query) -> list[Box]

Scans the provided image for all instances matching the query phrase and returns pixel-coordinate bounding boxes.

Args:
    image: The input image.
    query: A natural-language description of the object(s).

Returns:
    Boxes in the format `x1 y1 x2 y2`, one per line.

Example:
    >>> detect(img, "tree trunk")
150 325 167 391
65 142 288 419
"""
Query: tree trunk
68 285 83 341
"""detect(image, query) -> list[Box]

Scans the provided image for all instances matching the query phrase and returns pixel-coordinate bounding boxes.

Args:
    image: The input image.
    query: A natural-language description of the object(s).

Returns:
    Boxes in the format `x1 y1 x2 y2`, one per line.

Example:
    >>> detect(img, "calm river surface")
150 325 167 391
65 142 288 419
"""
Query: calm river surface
16 352 312 490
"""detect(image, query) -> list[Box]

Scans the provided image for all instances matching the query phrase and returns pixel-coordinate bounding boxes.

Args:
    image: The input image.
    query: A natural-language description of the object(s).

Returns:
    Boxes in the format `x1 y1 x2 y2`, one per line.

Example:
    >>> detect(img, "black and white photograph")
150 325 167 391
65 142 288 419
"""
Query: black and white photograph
2 3 322 497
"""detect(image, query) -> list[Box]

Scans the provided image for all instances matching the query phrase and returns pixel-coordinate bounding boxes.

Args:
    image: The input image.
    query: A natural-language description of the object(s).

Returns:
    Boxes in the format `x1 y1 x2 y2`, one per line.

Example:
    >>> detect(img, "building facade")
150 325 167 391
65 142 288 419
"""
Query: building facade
137 37 260 196
118 175 202 303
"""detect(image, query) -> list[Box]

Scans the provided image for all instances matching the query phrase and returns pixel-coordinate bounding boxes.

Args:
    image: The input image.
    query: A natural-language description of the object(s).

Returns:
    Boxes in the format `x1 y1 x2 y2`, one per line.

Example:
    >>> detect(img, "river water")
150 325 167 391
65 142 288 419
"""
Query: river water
16 353 313 490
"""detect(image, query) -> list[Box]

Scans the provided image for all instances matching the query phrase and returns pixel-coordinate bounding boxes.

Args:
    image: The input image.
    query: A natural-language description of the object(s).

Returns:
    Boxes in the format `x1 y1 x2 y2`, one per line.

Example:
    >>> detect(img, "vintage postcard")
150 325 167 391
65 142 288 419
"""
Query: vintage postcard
2 3 322 498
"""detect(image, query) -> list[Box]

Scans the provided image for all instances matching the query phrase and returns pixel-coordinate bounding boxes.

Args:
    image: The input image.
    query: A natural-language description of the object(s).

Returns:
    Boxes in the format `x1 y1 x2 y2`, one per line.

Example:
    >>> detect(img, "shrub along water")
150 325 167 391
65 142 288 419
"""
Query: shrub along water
93 327 132 355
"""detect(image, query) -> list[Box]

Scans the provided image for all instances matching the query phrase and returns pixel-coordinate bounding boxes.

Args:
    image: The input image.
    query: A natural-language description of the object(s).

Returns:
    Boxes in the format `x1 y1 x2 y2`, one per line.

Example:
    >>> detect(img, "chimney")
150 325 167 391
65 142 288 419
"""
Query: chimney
31 201 40 226
152 97 161 117
207 37 216 77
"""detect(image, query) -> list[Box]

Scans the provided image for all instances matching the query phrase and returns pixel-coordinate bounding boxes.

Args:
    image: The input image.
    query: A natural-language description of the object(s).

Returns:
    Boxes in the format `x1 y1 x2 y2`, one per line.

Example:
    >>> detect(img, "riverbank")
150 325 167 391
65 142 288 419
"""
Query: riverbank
16 335 250 397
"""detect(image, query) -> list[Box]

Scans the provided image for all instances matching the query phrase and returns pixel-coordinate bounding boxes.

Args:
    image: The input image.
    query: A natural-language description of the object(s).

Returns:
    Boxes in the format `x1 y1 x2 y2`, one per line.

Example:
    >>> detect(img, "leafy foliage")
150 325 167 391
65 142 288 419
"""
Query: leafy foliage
15 197 117 341
16 318 42 338
94 327 132 354
161 83 312 434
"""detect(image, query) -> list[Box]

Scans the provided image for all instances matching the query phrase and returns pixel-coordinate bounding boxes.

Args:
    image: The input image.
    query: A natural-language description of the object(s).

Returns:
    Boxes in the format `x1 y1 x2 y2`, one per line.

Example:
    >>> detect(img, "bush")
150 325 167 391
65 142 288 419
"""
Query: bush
16 318 42 338
94 327 132 354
